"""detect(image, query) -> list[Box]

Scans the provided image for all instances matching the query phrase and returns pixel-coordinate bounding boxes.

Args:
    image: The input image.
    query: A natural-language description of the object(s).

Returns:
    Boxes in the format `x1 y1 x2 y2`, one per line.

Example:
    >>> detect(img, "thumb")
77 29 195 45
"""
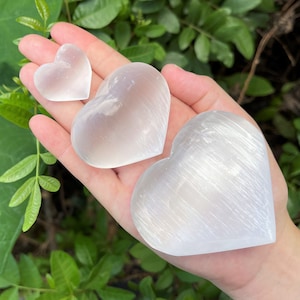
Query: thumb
161 64 250 121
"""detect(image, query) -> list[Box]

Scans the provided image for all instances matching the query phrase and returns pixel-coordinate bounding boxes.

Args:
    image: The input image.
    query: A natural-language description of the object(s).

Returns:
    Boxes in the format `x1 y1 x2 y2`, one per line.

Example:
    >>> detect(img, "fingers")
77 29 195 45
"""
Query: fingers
29 115 120 205
19 35 59 64
30 114 140 234
19 62 85 132
18 22 130 132
161 64 251 122
50 22 130 78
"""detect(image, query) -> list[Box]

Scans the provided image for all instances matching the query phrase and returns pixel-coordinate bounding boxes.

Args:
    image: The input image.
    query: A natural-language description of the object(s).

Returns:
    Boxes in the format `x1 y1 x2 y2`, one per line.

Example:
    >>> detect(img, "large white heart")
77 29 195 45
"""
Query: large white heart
131 111 276 256
71 62 171 168
34 44 92 101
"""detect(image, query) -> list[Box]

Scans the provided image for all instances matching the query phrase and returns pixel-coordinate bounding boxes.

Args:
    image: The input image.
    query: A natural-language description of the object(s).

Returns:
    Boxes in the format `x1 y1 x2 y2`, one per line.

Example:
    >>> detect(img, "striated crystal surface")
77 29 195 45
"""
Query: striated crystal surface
34 44 92 101
131 111 276 256
71 62 171 168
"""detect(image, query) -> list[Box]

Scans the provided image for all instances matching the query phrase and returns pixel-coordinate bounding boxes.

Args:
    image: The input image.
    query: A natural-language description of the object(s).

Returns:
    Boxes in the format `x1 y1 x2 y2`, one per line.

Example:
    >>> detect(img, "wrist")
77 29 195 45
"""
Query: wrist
230 217 300 299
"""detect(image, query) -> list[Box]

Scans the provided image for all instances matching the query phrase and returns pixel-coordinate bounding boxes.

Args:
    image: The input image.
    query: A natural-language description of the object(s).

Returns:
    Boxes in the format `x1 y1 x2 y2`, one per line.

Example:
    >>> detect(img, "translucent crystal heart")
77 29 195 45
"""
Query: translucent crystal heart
71 62 170 168
131 111 276 256
34 44 92 101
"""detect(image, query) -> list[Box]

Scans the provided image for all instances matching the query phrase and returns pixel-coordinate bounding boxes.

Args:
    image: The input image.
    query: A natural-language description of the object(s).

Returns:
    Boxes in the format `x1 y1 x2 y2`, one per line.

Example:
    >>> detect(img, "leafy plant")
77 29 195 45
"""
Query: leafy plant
0 0 62 277
1 0 299 299
0 0 61 232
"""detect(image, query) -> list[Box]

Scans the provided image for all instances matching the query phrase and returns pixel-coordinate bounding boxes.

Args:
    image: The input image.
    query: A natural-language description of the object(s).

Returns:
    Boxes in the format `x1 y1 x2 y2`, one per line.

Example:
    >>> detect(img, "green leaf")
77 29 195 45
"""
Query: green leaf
0 255 20 288
290 155 300 178
130 243 167 273
139 276 155 299
293 118 300 131
161 51 188 68
38 175 60 192
114 21 131 49
132 0 165 14
0 154 36 183
0 103 33 128
176 288 197 300
98 287 135 300
273 114 296 140
222 0 261 14
225 73 275 96
73 0 122 29
155 268 173 290
35 0 50 22
0 118 36 273
0 287 18 300
230 18 254 59
175 268 200 283
82 254 123 290
120 44 155 63
152 42 166 61
16 16 44 31
50 251 80 293
46 273 56 289
23 180 41 231
257 0 276 12
40 152 57 165
245 76 275 96
135 24 166 38
287 186 300 219
210 39 234 67
194 34 210 63
0 92 35 111
282 143 299 156
178 27 196 51
75 235 98 266
187 0 202 24
158 7 180 34
9 177 35 207
19 254 43 288
203 8 230 33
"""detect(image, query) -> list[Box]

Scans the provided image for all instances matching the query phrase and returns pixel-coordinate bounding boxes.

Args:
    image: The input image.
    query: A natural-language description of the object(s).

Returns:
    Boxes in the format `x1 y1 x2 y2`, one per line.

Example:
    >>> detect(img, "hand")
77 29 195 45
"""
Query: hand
19 22 300 299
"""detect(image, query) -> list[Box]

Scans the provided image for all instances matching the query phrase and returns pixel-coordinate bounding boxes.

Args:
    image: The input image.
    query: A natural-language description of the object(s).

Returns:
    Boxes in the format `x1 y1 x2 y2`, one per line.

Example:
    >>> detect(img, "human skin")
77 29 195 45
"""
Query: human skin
19 22 300 299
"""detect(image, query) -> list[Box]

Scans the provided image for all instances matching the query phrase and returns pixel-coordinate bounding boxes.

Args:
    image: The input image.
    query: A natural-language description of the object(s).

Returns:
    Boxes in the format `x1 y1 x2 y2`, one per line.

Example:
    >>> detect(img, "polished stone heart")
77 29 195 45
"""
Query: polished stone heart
34 44 92 101
71 62 170 168
131 111 276 256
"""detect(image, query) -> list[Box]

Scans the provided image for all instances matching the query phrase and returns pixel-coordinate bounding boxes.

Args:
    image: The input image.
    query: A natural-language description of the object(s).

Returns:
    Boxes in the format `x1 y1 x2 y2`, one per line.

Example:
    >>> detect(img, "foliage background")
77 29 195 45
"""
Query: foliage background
0 0 299 299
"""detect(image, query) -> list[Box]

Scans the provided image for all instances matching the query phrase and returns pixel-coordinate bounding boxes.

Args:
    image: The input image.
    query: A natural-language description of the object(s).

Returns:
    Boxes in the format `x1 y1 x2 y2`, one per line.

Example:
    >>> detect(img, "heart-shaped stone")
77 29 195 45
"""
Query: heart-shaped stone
131 111 276 256
34 44 92 101
71 62 170 168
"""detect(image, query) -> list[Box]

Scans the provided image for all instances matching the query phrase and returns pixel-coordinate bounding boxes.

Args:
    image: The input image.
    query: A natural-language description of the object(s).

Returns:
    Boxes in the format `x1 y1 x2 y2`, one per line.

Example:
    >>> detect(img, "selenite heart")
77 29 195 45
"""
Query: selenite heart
131 111 276 256
34 44 92 101
71 62 170 168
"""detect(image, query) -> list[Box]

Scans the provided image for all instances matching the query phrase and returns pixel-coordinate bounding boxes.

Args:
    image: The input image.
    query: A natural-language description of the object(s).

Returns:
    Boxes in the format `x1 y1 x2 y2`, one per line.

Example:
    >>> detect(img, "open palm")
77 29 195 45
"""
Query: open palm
19 22 294 298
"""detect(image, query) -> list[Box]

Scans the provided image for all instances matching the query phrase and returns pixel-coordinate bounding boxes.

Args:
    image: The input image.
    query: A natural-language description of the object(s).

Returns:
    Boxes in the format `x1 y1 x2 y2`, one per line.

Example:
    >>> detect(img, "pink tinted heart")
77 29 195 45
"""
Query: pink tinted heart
34 44 92 101
71 62 171 168
131 111 276 256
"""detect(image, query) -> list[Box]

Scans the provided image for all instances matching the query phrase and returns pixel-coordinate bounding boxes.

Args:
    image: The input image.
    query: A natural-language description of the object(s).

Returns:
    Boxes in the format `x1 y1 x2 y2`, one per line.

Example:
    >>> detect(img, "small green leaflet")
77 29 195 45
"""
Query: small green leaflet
0 154 36 183
9 177 35 207
40 152 57 165
38 175 60 192
16 16 44 32
194 34 210 63
23 180 41 231
35 0 50 23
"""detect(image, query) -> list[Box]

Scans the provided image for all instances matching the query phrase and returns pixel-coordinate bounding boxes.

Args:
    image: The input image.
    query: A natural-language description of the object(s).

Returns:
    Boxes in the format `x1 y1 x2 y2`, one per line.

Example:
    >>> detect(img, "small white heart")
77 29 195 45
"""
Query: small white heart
131 111 276 256
71 62 171 168
34 44 92 101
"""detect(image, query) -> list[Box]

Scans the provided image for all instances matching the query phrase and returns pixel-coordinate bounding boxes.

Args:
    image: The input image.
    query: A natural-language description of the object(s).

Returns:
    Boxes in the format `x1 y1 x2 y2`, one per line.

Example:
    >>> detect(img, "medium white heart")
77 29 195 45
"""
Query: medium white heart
71 62 171 168
131 111 276 256
34 44 92 101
